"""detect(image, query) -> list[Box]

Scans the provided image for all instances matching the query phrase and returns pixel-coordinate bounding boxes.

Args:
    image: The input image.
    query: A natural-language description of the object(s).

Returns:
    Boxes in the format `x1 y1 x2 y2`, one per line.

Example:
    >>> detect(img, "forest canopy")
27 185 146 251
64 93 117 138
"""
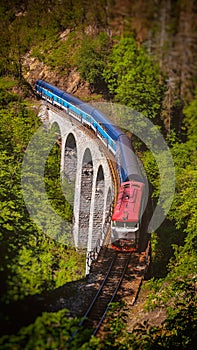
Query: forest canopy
0 0 196 349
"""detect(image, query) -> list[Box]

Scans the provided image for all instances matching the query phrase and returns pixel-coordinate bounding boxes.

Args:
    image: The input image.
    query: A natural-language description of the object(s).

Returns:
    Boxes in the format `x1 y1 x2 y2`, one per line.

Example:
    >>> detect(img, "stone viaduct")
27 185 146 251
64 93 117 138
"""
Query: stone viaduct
38 103 116 272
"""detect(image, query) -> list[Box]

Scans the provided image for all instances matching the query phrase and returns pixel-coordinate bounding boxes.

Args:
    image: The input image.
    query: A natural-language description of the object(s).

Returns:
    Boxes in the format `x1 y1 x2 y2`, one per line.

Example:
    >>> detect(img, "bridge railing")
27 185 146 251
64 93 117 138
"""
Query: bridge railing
86 216 113 272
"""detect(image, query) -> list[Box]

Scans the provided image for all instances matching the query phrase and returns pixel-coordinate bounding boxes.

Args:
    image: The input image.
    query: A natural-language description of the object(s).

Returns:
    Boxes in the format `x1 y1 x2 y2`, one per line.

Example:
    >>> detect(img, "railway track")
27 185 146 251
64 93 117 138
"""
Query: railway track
69 245 150 340
69 249 131 340
81 250 131 335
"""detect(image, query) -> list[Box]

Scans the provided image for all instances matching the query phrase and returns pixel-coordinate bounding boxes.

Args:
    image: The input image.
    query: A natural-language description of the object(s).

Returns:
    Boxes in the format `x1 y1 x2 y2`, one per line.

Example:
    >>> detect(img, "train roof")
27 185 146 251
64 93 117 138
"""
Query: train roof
36 79 123 141
36 80 83 105
92 109 123 140
112 181 144 222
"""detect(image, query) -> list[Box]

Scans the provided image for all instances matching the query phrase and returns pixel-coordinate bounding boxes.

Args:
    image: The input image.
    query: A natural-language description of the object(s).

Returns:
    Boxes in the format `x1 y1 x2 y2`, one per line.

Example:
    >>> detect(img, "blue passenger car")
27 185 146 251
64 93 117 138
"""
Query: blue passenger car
35 80 117 154
35 80 144 182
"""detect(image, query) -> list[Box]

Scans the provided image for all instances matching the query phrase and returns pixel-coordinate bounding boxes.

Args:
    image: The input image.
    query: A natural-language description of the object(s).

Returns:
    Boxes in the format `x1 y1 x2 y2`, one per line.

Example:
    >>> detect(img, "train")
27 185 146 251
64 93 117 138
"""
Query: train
35 79 146 251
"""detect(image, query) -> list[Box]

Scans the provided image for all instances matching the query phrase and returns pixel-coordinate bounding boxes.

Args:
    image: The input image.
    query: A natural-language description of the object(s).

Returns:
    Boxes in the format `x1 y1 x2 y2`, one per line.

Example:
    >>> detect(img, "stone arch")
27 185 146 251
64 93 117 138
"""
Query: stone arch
78 148 94 248
64 133 77 183
62 133 77 206
91 165 105 249
66 133 76 150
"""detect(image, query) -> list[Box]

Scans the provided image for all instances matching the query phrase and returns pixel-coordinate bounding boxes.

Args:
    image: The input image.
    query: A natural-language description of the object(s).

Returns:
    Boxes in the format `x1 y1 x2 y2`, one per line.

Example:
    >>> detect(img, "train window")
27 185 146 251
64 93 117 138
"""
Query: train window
112 221 124 227
124 184 130 188
126 222 139 228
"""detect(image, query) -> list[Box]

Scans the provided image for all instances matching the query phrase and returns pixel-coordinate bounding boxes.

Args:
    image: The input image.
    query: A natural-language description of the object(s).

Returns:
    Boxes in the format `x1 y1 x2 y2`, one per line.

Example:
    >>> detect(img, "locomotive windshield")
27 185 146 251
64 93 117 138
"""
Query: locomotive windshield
112 221 139 229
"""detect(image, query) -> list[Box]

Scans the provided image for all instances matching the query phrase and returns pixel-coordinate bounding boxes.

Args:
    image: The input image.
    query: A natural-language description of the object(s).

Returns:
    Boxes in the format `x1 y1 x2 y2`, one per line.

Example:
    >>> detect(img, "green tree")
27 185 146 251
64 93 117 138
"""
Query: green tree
75 32 110 90
169 93 197 236
103 36 165 121
0 83 85 304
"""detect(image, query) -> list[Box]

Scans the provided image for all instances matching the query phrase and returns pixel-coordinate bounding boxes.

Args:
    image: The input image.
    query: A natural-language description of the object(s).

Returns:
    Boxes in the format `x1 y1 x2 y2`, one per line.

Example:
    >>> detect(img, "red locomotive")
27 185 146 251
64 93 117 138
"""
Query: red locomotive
111 181 144 251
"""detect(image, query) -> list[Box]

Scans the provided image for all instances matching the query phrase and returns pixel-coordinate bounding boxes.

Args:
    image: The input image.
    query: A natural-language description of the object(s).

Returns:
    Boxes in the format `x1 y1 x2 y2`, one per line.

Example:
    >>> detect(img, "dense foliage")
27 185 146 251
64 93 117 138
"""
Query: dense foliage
103 37 165 121
0 0 196 349
0 310 95 350
75 32 110 88
0 78 85 309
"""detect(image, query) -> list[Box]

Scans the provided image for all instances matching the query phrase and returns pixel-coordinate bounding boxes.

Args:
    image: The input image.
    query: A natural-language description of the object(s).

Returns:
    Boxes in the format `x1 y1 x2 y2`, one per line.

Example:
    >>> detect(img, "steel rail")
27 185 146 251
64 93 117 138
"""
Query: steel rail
93 252 131 335
70 251 131 340
69 252 117 341
79 252 117 327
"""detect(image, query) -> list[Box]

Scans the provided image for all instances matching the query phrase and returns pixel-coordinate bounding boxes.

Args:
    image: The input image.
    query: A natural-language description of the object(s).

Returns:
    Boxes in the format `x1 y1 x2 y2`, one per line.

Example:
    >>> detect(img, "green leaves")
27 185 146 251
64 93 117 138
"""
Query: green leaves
168 92 197 237
184 90 197 145
75 32 110 86
103 36 165 121
0 309 81 350
0 87 85 304
133 92 197 348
